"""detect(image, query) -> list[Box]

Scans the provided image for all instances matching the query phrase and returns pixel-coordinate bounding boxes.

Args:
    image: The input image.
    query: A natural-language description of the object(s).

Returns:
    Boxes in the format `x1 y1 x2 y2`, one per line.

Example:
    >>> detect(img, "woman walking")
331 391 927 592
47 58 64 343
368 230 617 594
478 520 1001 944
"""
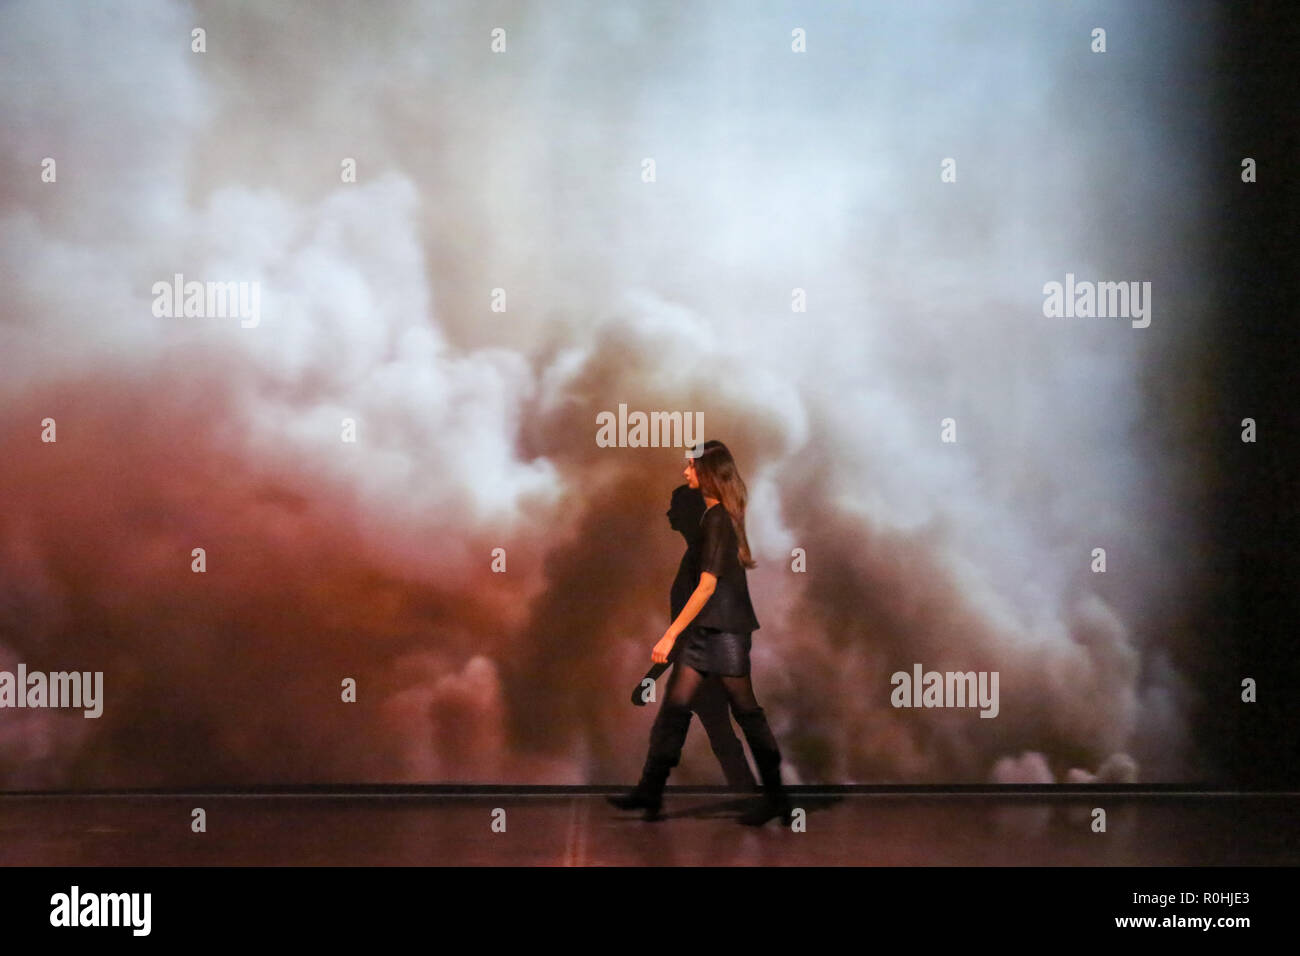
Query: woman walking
610 440 792 826
617 482 757 793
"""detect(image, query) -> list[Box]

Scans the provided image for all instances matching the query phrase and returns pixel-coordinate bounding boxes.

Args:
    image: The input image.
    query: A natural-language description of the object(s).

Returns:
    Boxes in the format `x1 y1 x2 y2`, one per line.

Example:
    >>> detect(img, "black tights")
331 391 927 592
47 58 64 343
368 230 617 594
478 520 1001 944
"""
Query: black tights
664 662 760 716
643 662 780 783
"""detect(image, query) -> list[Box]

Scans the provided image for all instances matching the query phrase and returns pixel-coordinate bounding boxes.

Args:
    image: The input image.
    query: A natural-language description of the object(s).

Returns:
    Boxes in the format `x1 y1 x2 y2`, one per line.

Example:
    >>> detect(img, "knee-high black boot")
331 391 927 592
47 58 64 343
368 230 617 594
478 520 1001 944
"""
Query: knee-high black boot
607 702 693 820
733 706 793 827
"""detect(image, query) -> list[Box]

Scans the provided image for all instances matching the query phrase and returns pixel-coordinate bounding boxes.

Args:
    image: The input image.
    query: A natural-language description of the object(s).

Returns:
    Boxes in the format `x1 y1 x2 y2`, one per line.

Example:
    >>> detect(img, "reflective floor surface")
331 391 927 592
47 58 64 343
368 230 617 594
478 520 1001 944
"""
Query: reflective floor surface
2 791 1296 866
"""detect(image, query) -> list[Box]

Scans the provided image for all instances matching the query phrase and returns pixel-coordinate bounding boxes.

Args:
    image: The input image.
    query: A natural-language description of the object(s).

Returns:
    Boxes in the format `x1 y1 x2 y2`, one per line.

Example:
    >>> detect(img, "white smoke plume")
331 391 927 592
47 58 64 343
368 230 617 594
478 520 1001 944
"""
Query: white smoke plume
0 0 1219 786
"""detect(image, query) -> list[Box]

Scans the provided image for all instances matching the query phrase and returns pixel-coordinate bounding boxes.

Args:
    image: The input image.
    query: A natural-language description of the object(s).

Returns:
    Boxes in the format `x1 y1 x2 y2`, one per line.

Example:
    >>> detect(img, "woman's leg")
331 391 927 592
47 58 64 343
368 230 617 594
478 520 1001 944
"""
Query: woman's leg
694 677 757 792
608 664 706 819
719 674 774 760
719 674 792 825
664 661 706 710
647 662 705 774
719 674 760 714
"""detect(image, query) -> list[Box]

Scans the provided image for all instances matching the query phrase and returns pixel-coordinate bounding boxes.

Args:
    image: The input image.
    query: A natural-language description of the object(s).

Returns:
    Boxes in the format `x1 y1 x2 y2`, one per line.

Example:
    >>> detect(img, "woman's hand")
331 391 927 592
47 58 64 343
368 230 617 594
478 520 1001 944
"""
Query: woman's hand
652 630 677 664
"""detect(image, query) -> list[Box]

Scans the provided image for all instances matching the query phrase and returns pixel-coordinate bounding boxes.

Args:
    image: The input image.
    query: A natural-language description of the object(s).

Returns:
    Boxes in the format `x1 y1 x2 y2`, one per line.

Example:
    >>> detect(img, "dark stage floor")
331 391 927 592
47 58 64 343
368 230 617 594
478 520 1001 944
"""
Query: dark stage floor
1 791 1296 867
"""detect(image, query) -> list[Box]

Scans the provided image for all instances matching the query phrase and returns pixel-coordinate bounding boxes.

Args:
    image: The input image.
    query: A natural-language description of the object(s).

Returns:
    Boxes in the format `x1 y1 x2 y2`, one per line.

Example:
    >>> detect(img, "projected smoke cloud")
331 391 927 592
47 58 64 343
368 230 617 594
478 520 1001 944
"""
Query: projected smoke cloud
0 0 1220 787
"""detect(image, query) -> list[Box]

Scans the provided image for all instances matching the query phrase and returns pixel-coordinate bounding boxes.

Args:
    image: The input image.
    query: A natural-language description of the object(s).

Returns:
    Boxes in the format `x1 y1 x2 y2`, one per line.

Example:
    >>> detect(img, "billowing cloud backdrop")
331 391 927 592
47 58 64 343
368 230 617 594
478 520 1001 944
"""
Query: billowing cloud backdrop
1 0 1230 787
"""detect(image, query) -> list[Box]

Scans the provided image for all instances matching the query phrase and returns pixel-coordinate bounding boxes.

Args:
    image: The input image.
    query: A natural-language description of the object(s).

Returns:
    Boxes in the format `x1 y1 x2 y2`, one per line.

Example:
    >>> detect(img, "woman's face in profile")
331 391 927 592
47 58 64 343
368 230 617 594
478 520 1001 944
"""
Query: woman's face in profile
683 458 699 489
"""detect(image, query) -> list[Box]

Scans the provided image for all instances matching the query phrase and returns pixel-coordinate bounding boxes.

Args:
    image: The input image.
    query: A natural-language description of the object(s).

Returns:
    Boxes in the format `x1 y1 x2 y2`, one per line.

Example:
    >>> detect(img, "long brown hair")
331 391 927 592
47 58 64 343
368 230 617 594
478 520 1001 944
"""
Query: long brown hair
690 440 756 569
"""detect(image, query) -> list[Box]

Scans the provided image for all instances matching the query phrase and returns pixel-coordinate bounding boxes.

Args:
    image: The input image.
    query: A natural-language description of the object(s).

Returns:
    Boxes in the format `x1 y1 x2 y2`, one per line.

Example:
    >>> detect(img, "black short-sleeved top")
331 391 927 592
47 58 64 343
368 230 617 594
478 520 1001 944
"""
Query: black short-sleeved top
670 539 700 623
692 504 760 633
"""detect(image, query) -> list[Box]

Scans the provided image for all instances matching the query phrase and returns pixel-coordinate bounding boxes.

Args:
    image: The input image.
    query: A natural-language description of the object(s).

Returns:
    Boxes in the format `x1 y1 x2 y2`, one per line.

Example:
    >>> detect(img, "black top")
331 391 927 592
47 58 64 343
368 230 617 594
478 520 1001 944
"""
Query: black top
668 485 706 623
670 540 701 624
691 504 760 633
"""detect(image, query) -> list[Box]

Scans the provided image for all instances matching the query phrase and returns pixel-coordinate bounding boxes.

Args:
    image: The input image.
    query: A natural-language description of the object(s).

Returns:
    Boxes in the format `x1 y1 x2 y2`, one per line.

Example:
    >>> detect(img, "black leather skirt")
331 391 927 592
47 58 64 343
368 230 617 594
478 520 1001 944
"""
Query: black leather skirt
676 626 752 677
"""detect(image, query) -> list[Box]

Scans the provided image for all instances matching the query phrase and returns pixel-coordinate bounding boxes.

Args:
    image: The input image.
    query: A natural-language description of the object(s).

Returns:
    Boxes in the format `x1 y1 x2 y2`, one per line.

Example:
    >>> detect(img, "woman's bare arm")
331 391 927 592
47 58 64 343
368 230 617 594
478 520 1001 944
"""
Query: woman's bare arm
665 572 717 640
652 573 718 663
